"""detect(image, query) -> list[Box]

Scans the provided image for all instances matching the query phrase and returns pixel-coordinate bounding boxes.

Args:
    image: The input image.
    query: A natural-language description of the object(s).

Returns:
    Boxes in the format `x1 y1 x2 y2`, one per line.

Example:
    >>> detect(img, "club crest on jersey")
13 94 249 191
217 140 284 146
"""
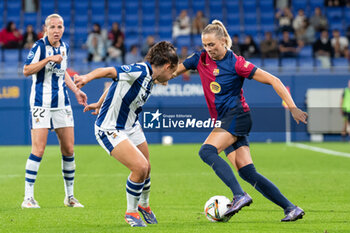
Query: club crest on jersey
210 82 221 94
121 65 132 72
244 61 251 68
213 69 220 76
27 51 35 60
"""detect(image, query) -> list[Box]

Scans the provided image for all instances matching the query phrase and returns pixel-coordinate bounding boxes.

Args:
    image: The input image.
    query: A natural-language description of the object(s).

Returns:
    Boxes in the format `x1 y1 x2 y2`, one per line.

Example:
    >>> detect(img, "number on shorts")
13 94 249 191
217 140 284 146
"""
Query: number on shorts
33 108 46 118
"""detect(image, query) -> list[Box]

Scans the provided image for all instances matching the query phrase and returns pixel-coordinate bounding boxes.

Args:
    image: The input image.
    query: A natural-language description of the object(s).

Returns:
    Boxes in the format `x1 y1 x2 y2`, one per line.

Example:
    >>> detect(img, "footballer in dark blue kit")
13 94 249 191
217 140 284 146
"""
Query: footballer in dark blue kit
173 20 308 222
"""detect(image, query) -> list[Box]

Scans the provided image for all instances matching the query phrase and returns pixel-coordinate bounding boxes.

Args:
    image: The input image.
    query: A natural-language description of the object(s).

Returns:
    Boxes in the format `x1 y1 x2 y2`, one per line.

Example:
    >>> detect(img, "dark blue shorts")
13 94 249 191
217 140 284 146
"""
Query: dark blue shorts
224 136 250 156
219 107 252 155
220 108 252 137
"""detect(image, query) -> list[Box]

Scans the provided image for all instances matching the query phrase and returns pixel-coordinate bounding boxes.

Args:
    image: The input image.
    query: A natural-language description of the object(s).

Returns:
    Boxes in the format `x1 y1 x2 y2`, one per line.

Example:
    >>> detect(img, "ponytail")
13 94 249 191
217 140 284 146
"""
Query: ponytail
202 19 232 49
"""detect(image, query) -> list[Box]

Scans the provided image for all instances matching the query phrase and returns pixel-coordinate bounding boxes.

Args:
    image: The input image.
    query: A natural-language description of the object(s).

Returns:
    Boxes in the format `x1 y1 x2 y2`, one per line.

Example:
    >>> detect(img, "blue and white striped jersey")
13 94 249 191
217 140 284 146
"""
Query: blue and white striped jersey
25 37 70 109
96 62 154 130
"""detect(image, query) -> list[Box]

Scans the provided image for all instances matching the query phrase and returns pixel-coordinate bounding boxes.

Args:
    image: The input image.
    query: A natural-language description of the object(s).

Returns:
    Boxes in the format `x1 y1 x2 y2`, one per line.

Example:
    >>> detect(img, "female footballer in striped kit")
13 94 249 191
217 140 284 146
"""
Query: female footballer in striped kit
74 41 178 227
173 20 308 222
22 14 86 208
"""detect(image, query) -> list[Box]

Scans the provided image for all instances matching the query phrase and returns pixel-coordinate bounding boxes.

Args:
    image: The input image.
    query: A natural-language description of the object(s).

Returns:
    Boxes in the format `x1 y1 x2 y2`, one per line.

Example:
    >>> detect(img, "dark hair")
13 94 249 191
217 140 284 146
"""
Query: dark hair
6 21 14 32
145 41 178 68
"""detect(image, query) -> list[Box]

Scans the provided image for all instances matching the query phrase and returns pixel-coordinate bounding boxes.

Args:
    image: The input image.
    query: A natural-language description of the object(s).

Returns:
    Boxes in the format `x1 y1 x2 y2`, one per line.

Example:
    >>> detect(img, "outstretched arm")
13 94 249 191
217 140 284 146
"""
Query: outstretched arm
252 68 308 124
172 63 188 79
83 86 110 115
74 67 117 88
65 72 88 106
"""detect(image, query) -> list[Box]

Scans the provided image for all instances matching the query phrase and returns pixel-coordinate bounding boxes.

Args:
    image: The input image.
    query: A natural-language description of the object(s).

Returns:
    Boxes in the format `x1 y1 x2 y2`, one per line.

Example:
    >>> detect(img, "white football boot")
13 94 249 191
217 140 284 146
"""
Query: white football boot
21 197 40 208
64 196 84 207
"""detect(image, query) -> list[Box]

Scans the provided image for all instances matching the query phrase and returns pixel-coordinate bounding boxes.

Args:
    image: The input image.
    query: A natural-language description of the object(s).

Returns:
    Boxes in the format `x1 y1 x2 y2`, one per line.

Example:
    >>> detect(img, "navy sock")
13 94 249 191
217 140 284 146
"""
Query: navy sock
238 164 295 210
199 144 244 196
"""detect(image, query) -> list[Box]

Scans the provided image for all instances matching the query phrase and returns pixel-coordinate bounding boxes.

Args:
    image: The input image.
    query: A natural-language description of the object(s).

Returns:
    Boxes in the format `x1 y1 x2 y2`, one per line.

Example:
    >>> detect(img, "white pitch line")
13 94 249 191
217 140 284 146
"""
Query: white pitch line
289 143 350 158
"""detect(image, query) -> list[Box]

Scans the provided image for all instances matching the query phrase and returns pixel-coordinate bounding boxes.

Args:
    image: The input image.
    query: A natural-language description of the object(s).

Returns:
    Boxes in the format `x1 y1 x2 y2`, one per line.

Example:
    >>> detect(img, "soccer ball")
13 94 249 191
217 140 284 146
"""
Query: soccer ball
204 195 231 222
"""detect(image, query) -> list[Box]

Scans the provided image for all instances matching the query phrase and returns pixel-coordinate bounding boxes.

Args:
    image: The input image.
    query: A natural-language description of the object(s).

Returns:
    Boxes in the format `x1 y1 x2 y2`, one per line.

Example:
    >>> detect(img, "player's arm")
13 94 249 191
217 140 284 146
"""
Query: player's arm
74 67 117 89
172 63 189 79
23 55 63 77
252 68 308 124
83 87 109 115
65 71 88 106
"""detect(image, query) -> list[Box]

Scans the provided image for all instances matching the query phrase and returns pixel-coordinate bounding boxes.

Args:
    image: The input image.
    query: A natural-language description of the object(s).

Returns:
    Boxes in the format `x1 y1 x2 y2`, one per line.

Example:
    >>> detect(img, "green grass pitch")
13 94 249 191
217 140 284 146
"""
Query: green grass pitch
0 143 349 232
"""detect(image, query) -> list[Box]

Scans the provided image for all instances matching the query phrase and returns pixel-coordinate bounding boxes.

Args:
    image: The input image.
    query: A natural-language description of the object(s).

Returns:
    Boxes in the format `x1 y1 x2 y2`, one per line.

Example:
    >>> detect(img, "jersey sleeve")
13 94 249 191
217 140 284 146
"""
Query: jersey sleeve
183 51 201 70
235 55 257 80
114 64 145 82
24 42 42 65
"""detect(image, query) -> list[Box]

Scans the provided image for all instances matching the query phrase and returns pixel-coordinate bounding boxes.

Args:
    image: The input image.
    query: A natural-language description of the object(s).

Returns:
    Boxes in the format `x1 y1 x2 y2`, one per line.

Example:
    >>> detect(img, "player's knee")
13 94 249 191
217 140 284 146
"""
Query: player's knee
199 144 218 163
61 147 74 156
133 161 149 180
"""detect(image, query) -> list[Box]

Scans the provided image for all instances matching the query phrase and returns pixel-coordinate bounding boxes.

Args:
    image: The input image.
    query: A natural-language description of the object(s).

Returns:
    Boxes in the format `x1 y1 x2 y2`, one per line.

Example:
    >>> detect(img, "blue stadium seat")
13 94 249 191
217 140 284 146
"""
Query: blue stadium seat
292 0 308 10
41 1 55 15
281 58 297 69
259 1 274 11
299 46 313 58
175 0 189 14
107 0 122 25
209 1 223 21
262 58 279 68
326 7 343 20
332 58 349 67
3 49 20 62
75 15 89 27
158 25 172 40
227 25 241 35
243 0 257 12
192 0 206 13
175 35 191 50
7 0 21 25
57 0 71 17
193 35 202 48
298 57 315 70
0 0 3 28
248 58 262 67
142 26 156 37
244 13 257 25
23 13 37 27
309 0 324 9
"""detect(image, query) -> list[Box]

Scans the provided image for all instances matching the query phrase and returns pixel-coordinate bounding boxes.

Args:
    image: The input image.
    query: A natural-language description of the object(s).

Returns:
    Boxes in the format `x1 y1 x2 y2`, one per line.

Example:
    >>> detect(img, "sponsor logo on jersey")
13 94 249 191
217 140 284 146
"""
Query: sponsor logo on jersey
213 69 220 76
210 82 221 94
244 61 250 68
27 51 35 60
121 65 132 72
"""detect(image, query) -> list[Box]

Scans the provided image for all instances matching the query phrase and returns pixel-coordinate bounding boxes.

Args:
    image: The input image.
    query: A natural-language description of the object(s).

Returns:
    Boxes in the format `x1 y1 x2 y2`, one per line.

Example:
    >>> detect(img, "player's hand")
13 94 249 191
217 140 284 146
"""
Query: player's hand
74 74 88 89
75 89 88 107
83 103 100 115
49 55 63 64
290 108 308 124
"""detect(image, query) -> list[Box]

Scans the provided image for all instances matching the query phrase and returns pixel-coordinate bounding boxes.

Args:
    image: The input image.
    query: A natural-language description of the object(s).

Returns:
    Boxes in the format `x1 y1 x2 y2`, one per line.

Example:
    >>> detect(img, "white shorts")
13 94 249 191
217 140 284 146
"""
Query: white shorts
95 123 146 155
30 106 74 129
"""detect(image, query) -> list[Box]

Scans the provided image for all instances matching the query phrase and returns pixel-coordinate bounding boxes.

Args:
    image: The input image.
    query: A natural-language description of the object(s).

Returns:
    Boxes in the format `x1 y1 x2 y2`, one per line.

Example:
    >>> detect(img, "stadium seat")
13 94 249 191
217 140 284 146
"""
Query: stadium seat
175 0 189 14
298 57 315 70
193 35 202 48
299 46 313 58
332 58 349 67
262 58 279 68
292 0 308 11
23 13 37 27
281 58 297 69
175 35 191 50
7 0 21 25
209 1 223 21
248 58 262 67
3 49 20 62
192 0 206 13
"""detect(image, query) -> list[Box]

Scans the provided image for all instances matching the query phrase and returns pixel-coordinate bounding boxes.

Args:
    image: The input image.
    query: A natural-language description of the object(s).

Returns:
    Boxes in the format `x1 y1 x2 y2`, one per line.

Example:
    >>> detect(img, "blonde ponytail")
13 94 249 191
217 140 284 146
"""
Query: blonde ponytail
43 14 64 37
202 19 232 49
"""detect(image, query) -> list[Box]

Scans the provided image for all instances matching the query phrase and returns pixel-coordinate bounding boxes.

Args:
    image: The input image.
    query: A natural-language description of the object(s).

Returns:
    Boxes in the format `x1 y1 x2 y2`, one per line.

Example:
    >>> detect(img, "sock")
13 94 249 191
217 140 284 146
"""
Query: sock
199 144 244 197
62 154 75 197
126 177 145 212
24 153 42 199
139 177 151 208
238 164 295 210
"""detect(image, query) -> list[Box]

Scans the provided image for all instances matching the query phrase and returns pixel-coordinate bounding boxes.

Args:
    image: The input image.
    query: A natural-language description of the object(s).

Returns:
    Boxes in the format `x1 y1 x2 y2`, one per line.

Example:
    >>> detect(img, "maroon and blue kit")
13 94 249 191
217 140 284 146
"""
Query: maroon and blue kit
183 50 257 153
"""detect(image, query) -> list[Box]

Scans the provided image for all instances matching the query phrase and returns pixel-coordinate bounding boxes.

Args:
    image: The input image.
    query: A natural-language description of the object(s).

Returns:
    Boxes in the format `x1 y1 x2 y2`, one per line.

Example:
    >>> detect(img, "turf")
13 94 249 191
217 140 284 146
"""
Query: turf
0 143 349 232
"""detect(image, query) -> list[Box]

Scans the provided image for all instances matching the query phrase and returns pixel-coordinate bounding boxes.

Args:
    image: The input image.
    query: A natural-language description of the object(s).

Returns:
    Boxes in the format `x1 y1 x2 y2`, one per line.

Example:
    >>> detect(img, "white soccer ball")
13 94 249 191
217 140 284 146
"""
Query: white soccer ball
162 135 173 145
204 195 231 222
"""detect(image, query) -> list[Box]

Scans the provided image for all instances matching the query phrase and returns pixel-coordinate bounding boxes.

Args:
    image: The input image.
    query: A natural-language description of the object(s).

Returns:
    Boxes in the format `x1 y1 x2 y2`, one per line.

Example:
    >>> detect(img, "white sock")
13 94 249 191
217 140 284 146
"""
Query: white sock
24 153 42 199
139 177 151 208
126 177 144 212
62 154 75 197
